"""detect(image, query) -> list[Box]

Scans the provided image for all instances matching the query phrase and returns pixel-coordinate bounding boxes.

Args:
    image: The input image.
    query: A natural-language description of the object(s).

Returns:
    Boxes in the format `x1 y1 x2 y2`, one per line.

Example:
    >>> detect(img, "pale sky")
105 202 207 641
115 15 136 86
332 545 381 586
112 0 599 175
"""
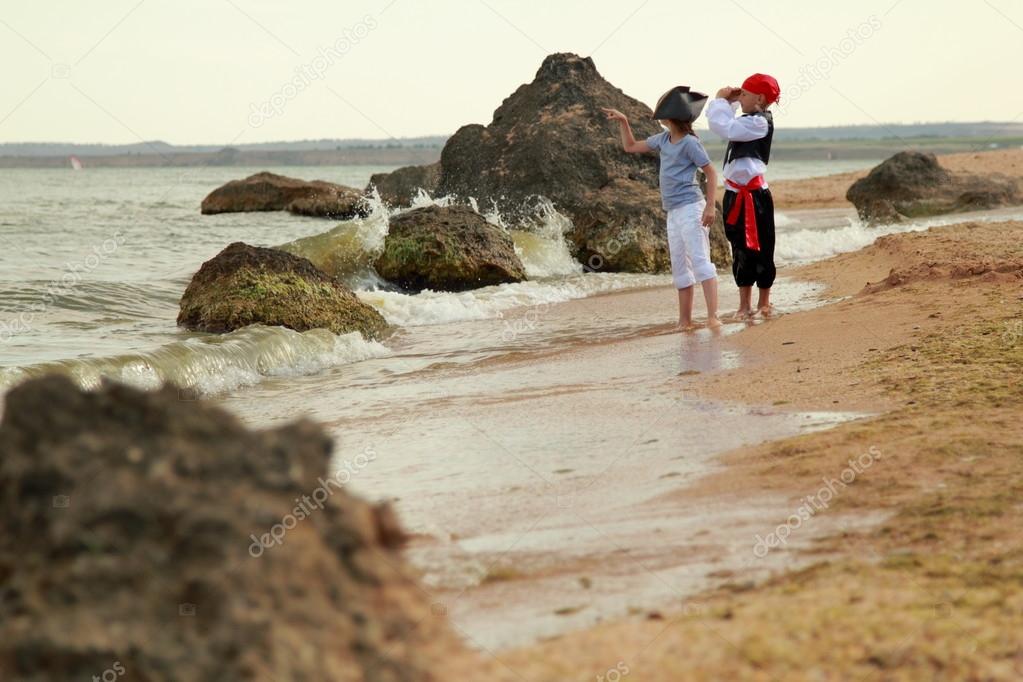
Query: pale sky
1 0 1020 145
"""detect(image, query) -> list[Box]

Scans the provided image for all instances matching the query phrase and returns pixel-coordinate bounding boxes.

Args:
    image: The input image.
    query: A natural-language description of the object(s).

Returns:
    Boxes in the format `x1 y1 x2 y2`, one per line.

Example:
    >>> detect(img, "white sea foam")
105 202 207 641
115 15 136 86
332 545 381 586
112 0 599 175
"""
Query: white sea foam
777 207 1023 265
774 211 796 227
775 218 912 264
0 325 390 397
360 272 669 327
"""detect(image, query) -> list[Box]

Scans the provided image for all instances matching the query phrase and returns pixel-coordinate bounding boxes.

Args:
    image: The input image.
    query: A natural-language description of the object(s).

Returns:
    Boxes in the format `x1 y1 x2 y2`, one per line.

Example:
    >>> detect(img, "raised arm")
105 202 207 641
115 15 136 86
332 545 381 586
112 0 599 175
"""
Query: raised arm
601 108 652 154
706 88 768 142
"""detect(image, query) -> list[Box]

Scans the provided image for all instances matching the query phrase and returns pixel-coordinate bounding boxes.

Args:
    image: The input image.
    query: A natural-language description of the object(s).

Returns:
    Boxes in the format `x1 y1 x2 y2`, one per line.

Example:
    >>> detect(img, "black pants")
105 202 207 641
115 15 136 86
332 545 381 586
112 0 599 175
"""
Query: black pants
722 187 776 289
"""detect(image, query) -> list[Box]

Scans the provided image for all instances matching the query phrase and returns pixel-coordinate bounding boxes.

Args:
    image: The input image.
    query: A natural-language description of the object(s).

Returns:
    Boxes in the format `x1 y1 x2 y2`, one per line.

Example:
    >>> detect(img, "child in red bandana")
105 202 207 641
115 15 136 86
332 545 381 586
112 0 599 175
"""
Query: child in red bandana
706 73 780 318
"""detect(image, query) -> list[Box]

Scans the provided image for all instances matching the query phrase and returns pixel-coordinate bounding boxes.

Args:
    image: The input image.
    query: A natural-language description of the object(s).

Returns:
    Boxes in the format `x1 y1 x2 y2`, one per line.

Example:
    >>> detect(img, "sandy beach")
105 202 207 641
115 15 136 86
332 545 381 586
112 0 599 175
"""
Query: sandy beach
458 218 1023 680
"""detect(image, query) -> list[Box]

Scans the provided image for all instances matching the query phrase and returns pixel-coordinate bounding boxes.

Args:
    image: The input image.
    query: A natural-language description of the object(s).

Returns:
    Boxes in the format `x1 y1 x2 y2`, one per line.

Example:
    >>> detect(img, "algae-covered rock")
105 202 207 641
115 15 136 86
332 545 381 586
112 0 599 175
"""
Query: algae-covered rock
374 205 526 292
0 375 470 681
178 242 388 338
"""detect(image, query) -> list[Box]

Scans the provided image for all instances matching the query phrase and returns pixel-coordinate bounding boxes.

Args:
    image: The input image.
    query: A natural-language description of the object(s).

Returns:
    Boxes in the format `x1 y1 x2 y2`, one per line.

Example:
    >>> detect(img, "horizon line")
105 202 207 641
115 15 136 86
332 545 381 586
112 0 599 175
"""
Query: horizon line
3 120 1022 149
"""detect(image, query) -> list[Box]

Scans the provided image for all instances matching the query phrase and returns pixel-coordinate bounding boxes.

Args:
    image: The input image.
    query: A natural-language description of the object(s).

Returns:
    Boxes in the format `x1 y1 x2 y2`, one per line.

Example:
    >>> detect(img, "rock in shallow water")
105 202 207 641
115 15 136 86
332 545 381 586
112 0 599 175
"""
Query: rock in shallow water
177 241 388 339
0 375 468 681
369 52 731 273
369 161 441 207
201 171 369 219
846 151 1022 225
374 204 526 292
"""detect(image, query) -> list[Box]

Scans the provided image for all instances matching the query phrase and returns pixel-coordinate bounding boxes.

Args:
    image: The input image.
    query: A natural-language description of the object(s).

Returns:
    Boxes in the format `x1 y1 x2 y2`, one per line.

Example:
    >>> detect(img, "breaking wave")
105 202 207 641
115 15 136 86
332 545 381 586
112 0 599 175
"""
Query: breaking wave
0 325 389 397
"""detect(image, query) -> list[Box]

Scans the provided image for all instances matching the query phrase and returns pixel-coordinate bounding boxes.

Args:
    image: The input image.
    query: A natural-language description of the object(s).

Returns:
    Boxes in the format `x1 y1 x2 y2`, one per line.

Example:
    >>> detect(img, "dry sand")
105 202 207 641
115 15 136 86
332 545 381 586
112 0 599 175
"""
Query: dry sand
479 220 1023 680
772 148 1023 210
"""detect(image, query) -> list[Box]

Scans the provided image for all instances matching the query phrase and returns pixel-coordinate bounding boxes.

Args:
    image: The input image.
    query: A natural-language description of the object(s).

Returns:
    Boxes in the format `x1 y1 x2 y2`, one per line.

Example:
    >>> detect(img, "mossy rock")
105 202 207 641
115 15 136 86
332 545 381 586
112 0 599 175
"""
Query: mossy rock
374 205 526 292
178 242 388 338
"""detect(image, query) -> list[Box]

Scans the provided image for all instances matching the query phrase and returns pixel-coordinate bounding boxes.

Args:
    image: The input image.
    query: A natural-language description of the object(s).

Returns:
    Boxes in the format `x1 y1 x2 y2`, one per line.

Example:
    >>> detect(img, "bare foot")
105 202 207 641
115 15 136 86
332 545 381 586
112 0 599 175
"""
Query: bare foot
674 321 697 332
757 305 774 318
706 316 723 330
729 308 752 321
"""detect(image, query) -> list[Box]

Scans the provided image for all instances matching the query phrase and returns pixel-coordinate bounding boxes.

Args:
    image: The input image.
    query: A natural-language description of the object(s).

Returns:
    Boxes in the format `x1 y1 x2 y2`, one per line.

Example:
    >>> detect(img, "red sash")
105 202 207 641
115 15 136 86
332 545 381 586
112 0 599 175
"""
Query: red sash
725 176 766 252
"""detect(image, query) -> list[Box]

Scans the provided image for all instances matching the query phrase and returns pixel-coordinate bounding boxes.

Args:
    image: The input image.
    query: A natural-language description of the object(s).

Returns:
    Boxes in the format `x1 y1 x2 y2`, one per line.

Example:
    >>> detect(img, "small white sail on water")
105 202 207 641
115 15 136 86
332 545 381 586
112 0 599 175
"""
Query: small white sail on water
69 155 83 171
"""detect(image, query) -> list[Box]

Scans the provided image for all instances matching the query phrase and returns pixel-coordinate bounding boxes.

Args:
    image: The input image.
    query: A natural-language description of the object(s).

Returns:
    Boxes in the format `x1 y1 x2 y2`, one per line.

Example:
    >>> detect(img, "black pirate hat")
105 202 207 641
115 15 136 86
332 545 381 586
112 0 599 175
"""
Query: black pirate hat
652 86 708 123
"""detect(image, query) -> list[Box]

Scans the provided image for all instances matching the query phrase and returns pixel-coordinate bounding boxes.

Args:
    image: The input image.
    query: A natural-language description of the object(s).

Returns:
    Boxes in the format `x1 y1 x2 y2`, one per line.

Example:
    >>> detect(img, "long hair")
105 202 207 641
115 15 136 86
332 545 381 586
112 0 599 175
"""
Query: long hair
667 119 697 138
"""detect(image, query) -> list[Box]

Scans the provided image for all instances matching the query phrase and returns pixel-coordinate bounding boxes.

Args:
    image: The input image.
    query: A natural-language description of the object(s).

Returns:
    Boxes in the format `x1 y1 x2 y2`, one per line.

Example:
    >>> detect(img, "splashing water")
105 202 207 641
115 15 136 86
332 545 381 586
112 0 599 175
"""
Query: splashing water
277 190 584 285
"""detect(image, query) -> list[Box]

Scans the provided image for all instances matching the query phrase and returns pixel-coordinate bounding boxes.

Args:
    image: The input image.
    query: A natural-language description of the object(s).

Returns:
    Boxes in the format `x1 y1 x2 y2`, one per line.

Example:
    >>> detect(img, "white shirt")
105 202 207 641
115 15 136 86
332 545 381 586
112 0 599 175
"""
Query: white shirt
705 98 769 190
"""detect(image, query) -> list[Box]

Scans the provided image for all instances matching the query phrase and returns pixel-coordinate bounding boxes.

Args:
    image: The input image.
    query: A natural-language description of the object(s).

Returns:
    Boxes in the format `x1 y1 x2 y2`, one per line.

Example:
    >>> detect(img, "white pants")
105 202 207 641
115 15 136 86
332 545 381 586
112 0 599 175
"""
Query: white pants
666 200 716 289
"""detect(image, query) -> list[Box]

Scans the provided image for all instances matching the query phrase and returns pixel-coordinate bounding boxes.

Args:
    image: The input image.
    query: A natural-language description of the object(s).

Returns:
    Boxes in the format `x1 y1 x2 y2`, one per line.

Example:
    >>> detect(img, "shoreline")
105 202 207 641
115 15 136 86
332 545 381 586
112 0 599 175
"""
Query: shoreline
221 271 862 652
466 218 1023 679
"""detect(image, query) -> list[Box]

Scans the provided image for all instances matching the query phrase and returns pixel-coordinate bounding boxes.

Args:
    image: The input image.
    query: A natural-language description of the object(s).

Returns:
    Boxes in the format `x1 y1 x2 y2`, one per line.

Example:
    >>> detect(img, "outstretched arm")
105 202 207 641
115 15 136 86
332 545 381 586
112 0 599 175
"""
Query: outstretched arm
601 108 652 154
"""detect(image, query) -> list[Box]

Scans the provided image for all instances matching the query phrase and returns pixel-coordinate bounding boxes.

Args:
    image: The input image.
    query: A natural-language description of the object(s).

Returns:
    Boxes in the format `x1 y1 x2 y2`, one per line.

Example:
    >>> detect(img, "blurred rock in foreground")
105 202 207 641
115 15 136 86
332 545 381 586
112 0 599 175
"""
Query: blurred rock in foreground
0 375 468 682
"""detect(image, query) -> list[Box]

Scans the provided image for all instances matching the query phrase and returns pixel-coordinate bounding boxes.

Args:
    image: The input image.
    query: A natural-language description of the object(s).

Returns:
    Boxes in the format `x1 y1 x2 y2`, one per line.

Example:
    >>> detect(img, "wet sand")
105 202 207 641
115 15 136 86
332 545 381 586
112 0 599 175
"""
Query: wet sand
221 274 876 651
486 219 1023 680
217 194 1023 677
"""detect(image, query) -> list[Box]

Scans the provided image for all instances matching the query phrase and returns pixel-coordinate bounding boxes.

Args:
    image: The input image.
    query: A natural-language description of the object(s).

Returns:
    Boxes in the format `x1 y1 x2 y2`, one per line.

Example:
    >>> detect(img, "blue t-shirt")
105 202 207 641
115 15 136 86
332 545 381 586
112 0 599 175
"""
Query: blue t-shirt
645 130 711 210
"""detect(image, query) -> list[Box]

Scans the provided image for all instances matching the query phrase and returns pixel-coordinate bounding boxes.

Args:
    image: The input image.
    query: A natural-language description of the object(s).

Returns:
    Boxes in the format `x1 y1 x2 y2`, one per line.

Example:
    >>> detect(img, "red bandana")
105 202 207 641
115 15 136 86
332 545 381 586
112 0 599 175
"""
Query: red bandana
741 74 780 106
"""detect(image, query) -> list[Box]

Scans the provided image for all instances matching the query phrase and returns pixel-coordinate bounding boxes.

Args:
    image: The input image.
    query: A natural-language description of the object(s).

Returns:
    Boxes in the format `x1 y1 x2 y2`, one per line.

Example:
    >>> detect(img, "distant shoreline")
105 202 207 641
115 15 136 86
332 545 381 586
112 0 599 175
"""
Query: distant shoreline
0 146 444 169
2 135 1021 169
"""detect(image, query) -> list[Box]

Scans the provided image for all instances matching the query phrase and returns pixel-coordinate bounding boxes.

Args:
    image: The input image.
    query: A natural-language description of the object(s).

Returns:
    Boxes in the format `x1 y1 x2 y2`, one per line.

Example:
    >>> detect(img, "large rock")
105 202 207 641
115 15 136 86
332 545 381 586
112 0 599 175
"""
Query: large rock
374 205 526 291
369 53 730 273
0 375 470 681
178 242 388 339
201 171 369 219
369 162 441 207
847 151 1022 225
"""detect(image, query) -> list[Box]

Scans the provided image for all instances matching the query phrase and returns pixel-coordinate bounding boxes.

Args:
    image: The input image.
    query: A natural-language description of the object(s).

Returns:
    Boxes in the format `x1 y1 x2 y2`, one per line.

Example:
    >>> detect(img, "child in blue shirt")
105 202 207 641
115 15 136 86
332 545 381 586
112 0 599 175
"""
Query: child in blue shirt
603 87 720 330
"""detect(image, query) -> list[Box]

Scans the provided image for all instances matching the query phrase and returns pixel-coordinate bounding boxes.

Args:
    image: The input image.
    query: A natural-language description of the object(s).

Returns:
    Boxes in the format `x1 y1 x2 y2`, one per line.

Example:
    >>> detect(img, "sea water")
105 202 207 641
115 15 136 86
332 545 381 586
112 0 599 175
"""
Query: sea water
5 161 1023 396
